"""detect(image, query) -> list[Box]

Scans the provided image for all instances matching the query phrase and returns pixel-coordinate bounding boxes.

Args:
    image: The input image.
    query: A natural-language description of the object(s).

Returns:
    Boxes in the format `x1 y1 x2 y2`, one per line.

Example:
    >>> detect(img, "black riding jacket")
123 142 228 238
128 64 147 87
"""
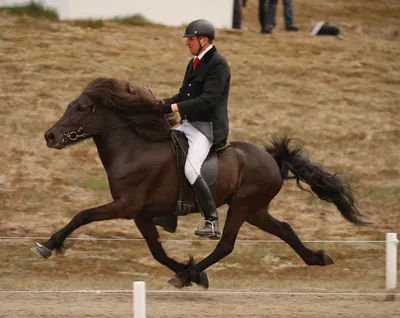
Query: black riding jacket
164 46 231 148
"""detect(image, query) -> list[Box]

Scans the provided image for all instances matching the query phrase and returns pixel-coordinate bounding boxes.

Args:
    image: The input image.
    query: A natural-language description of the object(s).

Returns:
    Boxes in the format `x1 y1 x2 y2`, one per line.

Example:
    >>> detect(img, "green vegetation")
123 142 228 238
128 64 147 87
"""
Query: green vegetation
74 177 110 191
15 16 59 31
0 3 160 29
370 185 400 200
73 19 104 29
113 14 159 27
0 1 59 20
23 191 45 202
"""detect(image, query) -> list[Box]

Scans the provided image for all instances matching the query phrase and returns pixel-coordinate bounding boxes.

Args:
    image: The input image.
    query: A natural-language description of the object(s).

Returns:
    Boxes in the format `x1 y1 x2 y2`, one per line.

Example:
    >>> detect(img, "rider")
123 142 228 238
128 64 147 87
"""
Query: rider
156 19 231 239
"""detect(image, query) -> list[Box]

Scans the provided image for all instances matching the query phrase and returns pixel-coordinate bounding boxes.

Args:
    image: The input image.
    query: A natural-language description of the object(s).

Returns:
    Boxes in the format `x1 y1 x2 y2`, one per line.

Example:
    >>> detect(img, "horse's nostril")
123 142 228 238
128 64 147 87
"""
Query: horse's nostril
45 131 56 145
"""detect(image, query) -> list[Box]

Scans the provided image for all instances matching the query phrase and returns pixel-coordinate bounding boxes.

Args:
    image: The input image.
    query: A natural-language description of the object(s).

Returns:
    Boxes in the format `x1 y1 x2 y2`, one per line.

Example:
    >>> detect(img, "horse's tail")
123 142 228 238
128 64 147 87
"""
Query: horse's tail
265 134 369 225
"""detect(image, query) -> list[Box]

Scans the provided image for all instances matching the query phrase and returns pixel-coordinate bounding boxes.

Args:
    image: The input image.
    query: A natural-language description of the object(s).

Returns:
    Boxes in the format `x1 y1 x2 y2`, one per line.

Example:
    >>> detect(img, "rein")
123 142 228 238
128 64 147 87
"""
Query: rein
55 105 137 144
56 121 137 143
63 121 137 138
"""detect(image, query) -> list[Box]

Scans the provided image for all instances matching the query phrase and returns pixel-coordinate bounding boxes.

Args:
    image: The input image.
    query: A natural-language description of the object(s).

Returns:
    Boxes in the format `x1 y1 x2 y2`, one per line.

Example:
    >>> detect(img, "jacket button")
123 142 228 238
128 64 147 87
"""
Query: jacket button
187 93 190 96
189 84 192 87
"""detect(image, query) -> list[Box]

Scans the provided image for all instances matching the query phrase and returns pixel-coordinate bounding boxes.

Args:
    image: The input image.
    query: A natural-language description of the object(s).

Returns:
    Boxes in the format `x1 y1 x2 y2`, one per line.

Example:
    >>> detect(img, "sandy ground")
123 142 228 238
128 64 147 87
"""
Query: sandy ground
0 291 399 318
0 2 399 317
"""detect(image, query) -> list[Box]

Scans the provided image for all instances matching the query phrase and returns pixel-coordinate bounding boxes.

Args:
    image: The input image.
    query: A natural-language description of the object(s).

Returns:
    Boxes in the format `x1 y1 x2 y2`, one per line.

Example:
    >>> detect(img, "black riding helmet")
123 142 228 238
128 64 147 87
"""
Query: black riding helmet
181 19 215 40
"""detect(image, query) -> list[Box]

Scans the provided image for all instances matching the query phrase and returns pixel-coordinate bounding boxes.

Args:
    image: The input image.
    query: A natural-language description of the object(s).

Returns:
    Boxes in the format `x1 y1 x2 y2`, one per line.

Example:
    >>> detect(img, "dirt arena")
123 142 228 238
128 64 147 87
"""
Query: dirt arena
1 290 399 318
0 0 399 317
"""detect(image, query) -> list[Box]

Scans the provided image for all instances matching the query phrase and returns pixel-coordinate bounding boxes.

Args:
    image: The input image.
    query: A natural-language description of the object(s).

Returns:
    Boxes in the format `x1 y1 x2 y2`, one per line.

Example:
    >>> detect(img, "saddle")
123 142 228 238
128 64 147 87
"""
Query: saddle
170 130 228 216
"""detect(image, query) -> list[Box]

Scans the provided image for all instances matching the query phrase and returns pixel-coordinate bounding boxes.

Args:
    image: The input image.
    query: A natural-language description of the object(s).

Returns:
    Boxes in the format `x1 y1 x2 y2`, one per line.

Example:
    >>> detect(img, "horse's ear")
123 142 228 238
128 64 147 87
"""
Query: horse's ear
125 81 135 94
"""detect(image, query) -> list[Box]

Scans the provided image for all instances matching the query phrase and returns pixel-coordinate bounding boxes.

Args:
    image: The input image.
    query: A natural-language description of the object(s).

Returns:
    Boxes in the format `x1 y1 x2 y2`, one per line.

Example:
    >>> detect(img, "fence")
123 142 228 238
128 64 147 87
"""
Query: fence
0 233 398 318
132 233 398 317
386 233 398 290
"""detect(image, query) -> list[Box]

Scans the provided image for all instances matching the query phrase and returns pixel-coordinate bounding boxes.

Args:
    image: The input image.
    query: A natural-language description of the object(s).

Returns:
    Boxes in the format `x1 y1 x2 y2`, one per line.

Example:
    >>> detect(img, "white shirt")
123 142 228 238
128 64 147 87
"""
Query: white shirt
195 44 214 61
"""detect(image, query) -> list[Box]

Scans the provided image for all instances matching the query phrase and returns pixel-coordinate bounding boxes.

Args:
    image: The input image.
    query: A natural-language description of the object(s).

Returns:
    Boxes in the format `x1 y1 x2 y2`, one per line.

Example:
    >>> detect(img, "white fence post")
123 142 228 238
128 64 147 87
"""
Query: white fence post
386 233 399 290
133 281 146 318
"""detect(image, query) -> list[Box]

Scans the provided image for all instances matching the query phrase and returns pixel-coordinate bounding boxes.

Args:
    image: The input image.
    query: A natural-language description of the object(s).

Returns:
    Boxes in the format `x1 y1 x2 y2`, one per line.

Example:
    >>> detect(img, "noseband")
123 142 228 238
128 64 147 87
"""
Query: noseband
54 105 137 146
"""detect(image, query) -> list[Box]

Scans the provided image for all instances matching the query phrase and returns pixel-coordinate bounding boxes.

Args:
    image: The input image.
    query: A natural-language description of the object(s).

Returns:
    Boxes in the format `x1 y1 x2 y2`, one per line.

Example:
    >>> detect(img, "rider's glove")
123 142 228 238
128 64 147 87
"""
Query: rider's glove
155 103 172 114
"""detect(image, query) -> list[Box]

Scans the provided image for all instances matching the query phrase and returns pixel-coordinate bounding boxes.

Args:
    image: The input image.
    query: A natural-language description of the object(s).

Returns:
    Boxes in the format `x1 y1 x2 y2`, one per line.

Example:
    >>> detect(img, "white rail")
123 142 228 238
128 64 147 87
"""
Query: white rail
386 233 399 290
131 233 398 317
0 236 387 243
133 282 146 318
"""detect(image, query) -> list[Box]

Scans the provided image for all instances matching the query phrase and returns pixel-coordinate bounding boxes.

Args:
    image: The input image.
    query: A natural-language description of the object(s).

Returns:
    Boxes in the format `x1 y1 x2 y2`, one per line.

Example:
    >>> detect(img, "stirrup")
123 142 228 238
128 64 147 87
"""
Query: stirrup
195 220 221 239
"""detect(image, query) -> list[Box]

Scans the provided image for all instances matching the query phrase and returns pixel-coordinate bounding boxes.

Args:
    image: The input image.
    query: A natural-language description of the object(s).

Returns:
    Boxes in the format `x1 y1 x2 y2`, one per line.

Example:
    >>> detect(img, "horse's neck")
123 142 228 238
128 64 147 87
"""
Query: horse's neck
92 122 148 174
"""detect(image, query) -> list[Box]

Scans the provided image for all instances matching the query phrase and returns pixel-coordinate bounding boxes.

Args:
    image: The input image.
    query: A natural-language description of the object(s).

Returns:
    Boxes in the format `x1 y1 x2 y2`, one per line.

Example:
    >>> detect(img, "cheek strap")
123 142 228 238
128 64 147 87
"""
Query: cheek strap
196 37 203 55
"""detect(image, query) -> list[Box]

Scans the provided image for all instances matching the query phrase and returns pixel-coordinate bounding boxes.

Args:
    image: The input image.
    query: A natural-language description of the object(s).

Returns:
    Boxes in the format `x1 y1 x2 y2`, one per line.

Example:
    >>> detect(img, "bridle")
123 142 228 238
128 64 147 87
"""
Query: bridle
54 105 138 145
56 126 90 142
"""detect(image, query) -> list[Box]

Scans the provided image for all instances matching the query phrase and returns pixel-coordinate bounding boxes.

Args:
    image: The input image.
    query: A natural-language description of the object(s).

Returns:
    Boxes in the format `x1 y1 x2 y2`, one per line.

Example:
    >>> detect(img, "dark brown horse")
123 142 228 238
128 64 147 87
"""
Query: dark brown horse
32 77 368 289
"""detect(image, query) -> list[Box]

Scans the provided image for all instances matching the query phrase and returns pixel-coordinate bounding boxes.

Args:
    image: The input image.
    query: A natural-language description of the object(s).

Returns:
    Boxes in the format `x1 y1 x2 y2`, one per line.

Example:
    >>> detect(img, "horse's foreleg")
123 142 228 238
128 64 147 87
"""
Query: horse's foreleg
31 200 130 259
247 209 334 266
168 207 247 289
134 218 209 289
134 218 187 272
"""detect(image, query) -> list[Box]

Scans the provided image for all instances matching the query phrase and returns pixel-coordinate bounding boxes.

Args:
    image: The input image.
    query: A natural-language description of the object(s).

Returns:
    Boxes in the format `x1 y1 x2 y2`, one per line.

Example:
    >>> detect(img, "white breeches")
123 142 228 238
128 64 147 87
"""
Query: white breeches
175 122 213 185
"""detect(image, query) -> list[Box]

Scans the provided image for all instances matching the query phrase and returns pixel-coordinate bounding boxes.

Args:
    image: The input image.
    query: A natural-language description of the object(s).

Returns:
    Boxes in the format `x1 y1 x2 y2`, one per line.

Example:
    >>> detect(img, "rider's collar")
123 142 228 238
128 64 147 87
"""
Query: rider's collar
195 44 214 61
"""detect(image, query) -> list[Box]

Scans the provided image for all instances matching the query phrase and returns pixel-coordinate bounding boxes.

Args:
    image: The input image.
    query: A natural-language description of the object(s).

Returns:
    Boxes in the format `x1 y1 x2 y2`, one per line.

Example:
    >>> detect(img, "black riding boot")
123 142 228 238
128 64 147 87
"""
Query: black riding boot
192 176 221 239
153 216 178 233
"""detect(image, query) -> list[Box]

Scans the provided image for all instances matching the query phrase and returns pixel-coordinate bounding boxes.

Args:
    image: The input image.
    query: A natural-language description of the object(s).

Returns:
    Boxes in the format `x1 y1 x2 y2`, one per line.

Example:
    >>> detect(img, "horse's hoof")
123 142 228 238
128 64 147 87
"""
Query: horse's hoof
317 250 334 266
197 271 209 289
168 276 184 289
31 243 52 259
322 252 334 265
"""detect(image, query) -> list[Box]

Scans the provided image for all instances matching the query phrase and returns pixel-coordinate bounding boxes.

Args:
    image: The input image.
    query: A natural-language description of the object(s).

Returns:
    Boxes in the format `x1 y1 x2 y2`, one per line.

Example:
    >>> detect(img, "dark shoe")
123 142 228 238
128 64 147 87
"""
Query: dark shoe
191 176 221 239
286 25 300 31
261 28 272 34
261 24 274 34
195 220 221 239
153 216 177 233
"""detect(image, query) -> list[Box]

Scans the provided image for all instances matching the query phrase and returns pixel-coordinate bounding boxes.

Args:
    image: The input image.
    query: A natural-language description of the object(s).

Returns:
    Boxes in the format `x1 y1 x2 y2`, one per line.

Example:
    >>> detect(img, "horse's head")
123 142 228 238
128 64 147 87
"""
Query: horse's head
44 91 100 149
45 77 176 149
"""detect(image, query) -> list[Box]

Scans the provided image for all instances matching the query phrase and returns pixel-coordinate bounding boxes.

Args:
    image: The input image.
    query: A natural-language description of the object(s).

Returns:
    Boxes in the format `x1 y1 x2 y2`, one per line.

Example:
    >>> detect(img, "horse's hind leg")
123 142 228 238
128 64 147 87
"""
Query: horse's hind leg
247 208 334 266
168 206 248 289
134 218 208 289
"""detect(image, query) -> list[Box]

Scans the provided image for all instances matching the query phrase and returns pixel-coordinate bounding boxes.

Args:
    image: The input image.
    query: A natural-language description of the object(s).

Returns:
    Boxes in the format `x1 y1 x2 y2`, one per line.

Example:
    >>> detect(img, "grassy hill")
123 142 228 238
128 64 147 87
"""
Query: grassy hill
0 0 399 290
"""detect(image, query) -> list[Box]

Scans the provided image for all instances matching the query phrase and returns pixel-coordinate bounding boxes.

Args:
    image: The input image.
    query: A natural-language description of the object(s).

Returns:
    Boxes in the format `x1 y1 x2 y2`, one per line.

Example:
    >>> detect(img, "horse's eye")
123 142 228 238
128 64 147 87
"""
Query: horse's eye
77 104 86 112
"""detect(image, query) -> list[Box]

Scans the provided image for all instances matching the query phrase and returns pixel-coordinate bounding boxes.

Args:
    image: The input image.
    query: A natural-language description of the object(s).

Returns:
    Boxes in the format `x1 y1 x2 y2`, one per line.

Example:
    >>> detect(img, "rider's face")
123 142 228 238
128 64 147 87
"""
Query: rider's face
186 36 206 56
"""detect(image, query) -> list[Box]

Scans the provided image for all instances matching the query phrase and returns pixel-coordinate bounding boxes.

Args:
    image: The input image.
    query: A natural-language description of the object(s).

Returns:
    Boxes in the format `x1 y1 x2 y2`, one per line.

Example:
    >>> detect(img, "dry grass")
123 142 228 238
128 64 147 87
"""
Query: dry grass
0 0 399 290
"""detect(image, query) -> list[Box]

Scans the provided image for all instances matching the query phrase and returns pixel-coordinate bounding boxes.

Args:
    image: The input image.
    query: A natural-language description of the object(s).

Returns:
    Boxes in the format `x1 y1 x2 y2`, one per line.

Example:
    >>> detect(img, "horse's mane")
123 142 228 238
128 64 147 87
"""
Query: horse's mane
82 77 177 141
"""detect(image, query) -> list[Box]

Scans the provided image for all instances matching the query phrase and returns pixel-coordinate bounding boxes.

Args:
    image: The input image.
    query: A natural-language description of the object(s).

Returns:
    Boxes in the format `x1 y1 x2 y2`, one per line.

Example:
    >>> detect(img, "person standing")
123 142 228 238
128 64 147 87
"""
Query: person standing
232 0 248 30
155 19 231 239
260 0 300 34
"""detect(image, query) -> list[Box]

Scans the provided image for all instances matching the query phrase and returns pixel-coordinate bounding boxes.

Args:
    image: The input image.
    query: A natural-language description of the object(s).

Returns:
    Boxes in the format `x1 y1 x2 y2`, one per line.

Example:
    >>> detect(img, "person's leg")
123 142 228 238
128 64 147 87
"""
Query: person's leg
283 0 300 31
258 0 264 31
240 0 247 30
232 0 242 29
176 123 220 238
262 0 277 33
176 123 212 185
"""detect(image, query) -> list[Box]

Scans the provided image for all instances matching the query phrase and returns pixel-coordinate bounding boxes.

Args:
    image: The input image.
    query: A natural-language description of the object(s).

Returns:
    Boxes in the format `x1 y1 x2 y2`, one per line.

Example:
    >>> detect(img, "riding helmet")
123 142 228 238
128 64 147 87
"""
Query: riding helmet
181 19 215 40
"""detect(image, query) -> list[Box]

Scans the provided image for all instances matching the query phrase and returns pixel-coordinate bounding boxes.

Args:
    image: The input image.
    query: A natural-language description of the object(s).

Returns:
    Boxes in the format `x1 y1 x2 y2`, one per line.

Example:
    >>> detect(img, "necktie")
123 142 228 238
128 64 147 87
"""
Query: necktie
193 57 199 71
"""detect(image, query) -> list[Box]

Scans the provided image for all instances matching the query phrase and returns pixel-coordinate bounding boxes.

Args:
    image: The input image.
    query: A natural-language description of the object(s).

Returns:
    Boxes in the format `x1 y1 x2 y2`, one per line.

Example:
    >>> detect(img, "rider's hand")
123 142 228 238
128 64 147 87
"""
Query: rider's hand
155 103 173 114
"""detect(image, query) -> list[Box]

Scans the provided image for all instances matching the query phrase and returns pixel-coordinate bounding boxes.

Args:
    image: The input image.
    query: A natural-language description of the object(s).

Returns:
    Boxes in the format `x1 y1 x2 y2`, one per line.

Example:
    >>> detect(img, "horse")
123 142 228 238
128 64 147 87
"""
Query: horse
32 77 368 289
